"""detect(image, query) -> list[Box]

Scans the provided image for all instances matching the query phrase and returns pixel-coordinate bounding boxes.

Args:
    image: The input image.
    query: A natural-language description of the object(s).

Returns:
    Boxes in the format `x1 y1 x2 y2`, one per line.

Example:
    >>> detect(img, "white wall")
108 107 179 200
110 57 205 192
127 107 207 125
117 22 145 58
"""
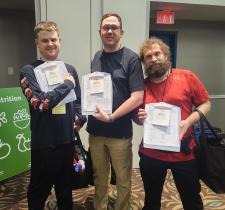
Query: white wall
102 0 148 168
152 0 225 6
32 0 225 168
36 0 93 160
35 0 148 167
37 0 92 79
103 0 149 52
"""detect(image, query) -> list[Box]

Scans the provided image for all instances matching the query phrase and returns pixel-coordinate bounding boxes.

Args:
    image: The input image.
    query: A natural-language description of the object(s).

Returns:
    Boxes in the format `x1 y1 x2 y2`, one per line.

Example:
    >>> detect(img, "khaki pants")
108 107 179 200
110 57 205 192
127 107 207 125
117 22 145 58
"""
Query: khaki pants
89 134 132 210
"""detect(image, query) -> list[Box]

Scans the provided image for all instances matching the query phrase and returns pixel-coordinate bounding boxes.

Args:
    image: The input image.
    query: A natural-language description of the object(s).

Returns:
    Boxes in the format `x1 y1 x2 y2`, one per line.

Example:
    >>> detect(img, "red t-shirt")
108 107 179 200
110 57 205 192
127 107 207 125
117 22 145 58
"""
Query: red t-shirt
139 69 209 162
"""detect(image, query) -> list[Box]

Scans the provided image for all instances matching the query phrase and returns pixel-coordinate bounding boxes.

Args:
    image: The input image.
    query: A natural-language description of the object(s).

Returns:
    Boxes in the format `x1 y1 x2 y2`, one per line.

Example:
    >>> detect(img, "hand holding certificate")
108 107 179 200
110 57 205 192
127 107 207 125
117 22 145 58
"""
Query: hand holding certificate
81 72 112 115
143 102 181 152
34 61 76 106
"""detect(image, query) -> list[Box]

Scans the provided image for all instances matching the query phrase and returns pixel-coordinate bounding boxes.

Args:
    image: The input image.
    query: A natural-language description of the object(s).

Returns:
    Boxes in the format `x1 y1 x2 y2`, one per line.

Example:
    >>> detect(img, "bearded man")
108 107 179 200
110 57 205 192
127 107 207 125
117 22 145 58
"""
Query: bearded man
134 37 211 210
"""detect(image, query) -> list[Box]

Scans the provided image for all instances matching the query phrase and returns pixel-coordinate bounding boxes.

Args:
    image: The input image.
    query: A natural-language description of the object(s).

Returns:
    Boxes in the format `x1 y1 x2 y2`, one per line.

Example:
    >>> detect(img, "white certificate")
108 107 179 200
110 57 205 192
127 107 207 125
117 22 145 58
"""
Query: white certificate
34 61 76 107
82 72 112 115
89 76 105 94
143 102 181 152
152 107 171 127
45 66 63 86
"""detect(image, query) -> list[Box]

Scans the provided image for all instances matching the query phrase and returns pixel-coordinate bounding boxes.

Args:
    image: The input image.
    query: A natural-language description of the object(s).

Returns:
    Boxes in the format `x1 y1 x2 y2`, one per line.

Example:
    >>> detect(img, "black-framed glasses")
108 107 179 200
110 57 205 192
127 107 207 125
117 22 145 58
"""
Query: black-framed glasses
101 24 121 32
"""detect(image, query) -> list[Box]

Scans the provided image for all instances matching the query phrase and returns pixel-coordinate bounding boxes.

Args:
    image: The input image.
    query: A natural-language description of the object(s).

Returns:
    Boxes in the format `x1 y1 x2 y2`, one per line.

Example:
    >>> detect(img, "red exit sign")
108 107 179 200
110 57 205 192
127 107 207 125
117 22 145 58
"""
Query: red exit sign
156 11 175 24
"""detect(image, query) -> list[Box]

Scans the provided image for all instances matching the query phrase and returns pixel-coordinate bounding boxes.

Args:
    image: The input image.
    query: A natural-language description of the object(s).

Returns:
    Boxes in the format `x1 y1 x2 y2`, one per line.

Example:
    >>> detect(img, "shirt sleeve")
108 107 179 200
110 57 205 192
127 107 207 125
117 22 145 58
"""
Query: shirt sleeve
128 54 144 93
69 66 87 127
19 64 74 112
189 71 210 106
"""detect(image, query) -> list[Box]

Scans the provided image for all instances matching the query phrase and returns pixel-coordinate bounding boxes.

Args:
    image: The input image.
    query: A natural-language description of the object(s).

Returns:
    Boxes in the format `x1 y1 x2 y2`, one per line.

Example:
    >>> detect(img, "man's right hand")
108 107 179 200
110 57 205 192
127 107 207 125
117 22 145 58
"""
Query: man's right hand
65 73 75 87
137 108 147 124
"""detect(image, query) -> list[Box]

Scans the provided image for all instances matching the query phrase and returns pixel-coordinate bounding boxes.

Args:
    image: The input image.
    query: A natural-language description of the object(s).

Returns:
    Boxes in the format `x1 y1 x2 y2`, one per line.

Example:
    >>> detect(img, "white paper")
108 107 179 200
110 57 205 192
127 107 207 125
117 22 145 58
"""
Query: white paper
34 61 76 106
45 66 63 86
82 72 112 115
89 77 104 94
143 102 181 152
152 107 171 127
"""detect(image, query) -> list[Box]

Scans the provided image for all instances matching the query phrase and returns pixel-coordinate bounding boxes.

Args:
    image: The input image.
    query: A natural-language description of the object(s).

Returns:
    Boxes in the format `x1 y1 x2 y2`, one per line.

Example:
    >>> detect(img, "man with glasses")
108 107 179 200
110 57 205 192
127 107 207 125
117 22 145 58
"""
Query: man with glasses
87 13 144 210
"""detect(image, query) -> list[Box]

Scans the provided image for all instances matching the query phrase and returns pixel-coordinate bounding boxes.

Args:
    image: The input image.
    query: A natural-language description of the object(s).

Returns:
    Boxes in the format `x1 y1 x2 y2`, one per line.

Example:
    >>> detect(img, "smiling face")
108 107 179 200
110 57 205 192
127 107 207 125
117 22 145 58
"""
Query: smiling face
35 30 61 61
99 15 124 52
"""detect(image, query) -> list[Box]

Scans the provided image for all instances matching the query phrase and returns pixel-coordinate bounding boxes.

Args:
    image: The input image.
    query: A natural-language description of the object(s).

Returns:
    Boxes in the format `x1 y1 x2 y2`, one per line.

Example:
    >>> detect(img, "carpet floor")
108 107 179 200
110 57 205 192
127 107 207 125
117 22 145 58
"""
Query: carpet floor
0 169 225 210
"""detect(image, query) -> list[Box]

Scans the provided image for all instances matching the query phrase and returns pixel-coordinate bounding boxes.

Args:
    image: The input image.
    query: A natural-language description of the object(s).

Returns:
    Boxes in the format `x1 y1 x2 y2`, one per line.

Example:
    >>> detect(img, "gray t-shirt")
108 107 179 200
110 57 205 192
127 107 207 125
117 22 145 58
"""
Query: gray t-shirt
87 47 144 139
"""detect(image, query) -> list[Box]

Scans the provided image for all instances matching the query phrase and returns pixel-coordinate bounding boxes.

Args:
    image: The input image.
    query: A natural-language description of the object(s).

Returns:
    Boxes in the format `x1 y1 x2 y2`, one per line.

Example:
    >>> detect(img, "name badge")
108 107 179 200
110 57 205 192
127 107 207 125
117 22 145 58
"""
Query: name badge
45 66 63 86
89 77 104 94
152 107 171 127
52 104 66 114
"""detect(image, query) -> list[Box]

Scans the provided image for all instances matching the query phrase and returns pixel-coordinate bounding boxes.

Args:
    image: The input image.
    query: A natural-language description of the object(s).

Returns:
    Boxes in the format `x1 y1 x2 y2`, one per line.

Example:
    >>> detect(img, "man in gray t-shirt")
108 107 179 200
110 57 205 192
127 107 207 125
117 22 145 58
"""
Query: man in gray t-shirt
87 13 144 210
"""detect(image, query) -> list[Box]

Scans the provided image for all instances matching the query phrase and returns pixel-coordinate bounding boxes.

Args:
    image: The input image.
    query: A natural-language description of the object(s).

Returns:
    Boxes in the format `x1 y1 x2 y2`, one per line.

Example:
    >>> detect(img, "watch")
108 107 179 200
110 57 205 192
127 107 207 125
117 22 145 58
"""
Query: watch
107 114 114 123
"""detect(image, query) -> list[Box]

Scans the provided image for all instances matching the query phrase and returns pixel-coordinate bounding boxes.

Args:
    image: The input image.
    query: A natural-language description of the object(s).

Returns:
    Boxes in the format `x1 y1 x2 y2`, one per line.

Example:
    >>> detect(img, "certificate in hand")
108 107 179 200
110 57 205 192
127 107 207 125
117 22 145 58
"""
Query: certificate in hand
34 61 76 106
143 102 181 152
81 72 112 115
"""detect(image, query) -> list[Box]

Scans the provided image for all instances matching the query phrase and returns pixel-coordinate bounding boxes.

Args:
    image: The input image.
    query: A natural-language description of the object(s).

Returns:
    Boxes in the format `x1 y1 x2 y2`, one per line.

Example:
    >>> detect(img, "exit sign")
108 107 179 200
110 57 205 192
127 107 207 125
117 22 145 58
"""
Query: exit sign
156 11 175 24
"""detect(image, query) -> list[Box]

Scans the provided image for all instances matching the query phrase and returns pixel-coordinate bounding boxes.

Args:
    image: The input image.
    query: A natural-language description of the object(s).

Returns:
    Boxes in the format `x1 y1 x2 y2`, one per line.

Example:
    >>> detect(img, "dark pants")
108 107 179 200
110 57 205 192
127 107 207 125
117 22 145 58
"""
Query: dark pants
28 143 74 210
139 153 203 210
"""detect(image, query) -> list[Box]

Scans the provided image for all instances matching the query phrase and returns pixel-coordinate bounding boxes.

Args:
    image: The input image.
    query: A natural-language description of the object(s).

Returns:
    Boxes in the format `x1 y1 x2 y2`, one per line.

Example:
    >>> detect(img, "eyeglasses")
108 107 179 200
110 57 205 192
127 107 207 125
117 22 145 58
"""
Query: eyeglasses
101 25 121 32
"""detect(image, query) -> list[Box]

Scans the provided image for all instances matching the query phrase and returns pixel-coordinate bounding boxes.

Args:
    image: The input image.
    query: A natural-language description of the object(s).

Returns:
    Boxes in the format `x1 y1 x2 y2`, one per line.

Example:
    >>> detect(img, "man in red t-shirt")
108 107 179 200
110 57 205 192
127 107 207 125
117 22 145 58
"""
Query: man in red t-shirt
134 37 211 210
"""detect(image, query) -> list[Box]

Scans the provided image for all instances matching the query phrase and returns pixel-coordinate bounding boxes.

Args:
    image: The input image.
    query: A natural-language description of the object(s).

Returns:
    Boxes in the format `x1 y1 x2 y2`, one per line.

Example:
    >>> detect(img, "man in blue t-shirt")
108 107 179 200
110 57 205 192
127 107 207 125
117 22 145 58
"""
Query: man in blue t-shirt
87 13 144 210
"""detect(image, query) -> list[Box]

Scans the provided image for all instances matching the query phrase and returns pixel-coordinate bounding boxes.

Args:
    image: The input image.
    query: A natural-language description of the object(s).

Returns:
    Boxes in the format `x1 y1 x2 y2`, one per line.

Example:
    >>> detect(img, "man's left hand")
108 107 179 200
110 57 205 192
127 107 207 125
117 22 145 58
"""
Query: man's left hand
179 120 190 140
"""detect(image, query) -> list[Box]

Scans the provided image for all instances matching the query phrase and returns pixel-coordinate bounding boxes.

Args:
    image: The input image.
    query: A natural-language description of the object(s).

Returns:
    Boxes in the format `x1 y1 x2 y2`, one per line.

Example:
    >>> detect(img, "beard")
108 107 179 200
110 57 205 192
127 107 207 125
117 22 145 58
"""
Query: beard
145 60 171 79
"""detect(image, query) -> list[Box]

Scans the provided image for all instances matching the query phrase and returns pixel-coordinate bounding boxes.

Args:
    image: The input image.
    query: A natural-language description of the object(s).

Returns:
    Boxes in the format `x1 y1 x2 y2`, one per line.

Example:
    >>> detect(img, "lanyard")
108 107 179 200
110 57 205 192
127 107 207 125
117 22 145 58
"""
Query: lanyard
149 76 168 102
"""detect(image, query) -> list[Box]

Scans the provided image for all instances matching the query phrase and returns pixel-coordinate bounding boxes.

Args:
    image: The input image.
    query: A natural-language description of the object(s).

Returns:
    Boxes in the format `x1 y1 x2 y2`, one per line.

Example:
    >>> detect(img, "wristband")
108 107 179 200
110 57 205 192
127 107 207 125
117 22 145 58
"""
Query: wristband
108 114 114 123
